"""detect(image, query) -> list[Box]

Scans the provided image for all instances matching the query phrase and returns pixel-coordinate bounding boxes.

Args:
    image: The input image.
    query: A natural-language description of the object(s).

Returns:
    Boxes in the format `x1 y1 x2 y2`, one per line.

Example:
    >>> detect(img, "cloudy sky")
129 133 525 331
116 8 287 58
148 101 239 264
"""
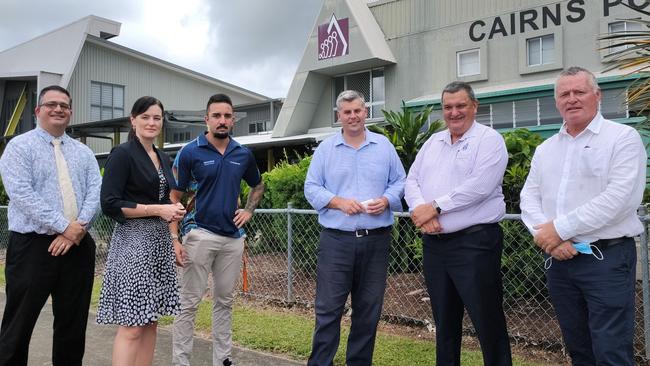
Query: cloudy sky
0 0 323 99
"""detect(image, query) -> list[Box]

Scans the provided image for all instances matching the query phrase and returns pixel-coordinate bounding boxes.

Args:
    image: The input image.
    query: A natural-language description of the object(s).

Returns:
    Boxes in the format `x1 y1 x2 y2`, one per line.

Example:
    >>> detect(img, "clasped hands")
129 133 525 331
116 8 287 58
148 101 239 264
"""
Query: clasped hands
329 196 389 216
410 203 442 234
160 202 187 222
533 221 577 261
50 220 87 256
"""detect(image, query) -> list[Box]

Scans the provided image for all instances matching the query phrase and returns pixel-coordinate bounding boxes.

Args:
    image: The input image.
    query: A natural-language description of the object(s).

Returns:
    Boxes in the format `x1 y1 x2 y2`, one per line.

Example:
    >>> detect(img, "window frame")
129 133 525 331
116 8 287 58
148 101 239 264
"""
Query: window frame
526 35 555 67
90 81 125 122
332 68 385 124
456 48 481 77
517 28 563 75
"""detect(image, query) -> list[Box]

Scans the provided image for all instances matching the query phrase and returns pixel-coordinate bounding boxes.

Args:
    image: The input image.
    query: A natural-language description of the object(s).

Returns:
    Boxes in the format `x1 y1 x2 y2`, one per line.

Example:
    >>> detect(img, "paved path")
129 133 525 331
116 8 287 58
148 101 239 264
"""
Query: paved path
0 293 304 365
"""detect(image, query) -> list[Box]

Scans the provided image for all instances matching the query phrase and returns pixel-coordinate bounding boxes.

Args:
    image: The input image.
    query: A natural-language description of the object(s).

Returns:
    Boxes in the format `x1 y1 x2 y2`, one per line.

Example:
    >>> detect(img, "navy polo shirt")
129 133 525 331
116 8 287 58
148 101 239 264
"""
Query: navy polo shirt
175 133 261 238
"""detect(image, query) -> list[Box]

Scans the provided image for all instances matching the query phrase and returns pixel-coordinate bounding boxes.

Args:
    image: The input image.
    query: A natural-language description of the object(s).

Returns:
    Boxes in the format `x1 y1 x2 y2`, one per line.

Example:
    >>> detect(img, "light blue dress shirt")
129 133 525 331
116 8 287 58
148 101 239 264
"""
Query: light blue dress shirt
0 126 102 234
304 129 406 231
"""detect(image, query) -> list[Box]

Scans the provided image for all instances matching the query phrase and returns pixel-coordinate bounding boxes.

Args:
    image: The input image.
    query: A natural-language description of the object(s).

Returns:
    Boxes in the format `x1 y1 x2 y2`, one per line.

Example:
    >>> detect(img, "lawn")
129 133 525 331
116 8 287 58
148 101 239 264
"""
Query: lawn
0 265 543 366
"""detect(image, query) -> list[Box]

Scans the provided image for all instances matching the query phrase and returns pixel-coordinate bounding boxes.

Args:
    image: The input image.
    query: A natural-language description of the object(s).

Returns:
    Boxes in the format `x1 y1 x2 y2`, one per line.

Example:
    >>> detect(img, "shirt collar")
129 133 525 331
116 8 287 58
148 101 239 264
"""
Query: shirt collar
36 125 71 144
334 128 378 147
197 132 241 153
437 121 479 144
559 113 603 138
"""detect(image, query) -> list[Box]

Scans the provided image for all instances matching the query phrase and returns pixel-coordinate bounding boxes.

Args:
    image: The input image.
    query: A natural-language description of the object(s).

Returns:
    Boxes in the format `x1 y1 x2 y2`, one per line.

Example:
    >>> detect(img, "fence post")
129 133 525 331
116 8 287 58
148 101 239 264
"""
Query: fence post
287 202 294 302
640 205 650 360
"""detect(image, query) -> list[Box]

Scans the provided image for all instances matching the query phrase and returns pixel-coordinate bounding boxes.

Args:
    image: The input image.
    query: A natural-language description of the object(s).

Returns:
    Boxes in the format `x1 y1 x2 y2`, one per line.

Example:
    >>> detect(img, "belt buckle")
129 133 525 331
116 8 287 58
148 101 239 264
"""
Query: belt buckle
355 229 369 238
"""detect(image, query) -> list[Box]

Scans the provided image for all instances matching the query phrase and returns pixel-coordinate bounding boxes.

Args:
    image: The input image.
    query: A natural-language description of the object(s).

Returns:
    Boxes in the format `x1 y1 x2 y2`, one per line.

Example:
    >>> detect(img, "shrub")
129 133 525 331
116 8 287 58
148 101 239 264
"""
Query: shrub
501 129 543 213
500 129 545 299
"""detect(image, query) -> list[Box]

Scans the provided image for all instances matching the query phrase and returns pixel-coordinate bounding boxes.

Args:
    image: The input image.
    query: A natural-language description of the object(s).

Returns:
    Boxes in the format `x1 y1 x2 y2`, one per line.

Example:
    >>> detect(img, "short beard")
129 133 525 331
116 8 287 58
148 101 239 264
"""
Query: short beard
212 131 229 139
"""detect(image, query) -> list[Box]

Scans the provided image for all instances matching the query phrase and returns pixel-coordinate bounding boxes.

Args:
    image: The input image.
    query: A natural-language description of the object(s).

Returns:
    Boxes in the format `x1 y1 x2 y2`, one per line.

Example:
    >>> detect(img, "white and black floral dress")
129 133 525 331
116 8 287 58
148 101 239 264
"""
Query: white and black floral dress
97 168 180 326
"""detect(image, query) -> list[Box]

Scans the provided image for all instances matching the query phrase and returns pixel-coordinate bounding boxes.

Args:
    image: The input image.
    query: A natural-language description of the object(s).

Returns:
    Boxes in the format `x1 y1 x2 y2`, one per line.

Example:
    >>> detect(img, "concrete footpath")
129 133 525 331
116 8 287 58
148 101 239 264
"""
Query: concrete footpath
0 293 304 365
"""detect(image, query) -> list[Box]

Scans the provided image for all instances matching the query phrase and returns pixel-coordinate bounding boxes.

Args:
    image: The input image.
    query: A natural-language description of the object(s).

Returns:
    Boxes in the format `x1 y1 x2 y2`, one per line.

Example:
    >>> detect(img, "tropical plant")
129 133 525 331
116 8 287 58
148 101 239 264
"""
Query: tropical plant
501 129 544 213
599 12 650 192
599 15 650 115
368 101 444 172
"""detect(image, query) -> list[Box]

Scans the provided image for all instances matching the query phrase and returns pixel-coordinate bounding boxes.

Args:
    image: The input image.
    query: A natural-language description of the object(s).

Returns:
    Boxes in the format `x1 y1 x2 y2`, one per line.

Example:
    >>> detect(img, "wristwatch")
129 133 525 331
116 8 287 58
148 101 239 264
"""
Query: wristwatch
432 200 441 215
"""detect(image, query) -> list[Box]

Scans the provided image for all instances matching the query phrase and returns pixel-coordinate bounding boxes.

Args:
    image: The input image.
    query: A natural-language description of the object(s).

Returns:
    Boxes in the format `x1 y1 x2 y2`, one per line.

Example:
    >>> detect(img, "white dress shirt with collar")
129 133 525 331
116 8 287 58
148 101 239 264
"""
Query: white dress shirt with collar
405 121 508 233
520 113 646 242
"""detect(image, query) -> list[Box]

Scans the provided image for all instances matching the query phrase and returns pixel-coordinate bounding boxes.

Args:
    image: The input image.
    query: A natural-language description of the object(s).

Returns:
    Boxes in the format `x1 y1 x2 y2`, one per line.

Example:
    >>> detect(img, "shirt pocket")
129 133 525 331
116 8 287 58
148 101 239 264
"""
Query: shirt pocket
578 147 608 177
453 150 473 175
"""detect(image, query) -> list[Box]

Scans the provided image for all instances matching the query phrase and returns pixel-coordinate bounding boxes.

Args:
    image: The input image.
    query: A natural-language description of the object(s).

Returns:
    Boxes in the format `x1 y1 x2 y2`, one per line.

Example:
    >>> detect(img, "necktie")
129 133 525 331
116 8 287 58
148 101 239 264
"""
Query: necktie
52 138 78 221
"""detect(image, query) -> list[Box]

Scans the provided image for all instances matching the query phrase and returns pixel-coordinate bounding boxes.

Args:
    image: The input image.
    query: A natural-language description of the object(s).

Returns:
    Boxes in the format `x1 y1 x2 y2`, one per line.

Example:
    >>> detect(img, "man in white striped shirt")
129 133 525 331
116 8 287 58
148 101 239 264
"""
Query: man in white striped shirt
405 81 512 366
520 66 646 365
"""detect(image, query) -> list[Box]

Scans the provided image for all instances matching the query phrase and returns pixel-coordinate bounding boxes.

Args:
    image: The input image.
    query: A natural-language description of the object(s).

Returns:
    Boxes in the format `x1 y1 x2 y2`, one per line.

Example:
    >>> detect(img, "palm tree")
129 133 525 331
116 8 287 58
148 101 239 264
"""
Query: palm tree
368 101 443 172
599 9 650 190
599 10 650 129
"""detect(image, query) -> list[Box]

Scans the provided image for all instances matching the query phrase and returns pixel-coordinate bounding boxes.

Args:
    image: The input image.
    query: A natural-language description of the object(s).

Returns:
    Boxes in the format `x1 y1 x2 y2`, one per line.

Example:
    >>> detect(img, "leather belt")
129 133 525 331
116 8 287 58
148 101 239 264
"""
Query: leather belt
425 223 498 241
591 237 632 250
324 226 392 238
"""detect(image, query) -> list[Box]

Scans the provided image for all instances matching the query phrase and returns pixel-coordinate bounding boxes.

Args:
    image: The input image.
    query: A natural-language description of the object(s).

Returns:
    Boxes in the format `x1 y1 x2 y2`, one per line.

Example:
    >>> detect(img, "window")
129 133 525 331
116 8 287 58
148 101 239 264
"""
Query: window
90 81 124 121
491 102 514 129
527 35 554 66
468 97 561 129
514 99 538 127
457 49 480 77
248 120 270 134
476 105 492 126
608 21 643 54
333 69 385 121
538 96 562 125
171 131 191 143
600 88 627 120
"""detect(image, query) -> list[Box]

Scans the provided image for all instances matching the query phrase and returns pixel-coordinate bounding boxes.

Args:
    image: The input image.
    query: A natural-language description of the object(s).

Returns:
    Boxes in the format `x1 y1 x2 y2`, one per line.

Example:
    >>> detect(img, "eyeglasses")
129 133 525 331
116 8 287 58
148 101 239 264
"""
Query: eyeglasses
40 102 71 111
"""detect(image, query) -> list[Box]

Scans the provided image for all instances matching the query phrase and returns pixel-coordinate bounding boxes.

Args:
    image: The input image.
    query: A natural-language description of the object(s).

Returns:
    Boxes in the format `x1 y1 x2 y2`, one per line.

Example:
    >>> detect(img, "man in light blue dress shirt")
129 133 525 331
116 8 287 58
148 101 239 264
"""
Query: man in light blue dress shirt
0 85 101 366
304 90 406 366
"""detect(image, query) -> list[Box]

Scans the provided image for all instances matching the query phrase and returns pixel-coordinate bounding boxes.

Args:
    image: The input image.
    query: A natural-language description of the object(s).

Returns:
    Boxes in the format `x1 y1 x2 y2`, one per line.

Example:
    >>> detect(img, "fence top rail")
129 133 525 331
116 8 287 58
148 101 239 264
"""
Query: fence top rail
255 207 650 223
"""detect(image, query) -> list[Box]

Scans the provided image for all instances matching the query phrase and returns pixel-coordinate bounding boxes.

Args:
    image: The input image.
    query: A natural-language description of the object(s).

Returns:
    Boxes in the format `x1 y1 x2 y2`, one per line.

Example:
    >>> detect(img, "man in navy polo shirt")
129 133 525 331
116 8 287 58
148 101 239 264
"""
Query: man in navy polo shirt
170 93 264 366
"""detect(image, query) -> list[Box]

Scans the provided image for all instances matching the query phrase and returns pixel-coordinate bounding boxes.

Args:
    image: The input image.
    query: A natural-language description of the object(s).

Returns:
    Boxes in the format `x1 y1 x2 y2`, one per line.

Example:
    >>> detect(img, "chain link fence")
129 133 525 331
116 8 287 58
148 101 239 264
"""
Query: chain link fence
0 206 648 361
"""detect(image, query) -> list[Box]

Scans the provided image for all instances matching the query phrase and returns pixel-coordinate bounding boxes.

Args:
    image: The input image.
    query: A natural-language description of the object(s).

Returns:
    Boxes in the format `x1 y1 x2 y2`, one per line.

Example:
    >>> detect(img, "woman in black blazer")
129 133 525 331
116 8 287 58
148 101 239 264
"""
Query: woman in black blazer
97 96 186 365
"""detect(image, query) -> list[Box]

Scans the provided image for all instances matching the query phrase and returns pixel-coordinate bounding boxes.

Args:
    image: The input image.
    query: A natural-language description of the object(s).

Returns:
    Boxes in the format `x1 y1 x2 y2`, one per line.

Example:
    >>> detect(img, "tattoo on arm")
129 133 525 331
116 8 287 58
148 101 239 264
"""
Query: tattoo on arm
244 182 265 212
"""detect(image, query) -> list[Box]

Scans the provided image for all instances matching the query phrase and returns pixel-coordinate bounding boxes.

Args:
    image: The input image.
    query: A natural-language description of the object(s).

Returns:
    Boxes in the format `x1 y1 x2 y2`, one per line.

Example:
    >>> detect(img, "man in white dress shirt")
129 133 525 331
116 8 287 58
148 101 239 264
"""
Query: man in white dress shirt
405 81 512 366
520 66 646 365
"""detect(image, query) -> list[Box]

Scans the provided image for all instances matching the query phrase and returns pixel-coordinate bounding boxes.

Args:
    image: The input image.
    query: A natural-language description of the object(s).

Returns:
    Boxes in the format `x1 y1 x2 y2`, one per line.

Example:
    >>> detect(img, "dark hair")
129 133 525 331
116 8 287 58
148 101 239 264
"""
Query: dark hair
441 81 478 103
206 93 233 113
128 96 165 141
38 85 72 106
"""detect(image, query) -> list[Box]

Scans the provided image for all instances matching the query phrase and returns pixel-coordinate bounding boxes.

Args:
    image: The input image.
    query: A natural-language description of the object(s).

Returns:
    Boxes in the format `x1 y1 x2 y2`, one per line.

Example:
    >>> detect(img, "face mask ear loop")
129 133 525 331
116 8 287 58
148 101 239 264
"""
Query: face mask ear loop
591 245 604 261
544 256 553 270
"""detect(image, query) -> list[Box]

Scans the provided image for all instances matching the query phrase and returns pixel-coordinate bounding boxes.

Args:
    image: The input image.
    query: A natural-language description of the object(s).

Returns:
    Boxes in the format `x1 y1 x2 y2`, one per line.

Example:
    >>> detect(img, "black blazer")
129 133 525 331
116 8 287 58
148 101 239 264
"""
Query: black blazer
100 138 176 223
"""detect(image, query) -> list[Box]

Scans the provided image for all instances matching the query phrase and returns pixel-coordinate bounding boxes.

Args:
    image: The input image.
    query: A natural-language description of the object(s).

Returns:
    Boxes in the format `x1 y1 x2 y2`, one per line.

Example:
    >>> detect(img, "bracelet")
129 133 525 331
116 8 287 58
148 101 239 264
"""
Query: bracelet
171 234 179 241
144 205 149 216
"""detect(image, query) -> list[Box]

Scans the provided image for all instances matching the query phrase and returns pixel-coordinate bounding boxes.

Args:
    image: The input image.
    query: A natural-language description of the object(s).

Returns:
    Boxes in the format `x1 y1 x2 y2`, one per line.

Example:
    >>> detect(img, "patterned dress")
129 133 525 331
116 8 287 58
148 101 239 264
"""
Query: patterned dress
97 167 180 326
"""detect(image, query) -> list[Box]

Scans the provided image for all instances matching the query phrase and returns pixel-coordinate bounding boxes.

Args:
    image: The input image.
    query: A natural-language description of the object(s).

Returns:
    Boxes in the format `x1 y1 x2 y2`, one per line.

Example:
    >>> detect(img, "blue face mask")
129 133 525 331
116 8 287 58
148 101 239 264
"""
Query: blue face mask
544 242 604 270
572 242 593 255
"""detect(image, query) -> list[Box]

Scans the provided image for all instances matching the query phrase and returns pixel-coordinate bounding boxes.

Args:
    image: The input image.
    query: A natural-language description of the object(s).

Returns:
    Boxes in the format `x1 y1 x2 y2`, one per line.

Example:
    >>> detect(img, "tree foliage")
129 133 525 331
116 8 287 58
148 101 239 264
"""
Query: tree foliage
501 129 544 213
368 102 444 172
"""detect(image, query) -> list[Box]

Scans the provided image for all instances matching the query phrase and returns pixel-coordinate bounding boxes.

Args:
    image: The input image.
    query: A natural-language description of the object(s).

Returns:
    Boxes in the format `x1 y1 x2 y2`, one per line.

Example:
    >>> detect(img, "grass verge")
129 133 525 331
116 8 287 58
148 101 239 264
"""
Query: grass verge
0 267 542 365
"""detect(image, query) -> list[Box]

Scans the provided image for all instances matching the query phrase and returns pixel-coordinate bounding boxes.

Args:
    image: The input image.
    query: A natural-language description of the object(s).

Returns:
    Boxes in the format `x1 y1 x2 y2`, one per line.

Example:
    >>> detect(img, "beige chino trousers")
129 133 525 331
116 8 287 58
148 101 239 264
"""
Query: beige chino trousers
172 227 244 366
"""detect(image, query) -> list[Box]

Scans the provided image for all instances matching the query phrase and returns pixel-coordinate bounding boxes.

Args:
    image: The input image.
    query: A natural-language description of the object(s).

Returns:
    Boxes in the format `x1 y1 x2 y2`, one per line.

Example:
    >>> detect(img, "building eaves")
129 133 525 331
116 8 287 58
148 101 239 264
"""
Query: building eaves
85 35 270 102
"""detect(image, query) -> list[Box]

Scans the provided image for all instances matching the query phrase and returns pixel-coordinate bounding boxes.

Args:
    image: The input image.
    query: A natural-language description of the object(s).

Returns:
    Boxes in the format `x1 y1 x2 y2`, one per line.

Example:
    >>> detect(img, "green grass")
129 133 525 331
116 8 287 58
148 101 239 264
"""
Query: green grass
0 267 542 365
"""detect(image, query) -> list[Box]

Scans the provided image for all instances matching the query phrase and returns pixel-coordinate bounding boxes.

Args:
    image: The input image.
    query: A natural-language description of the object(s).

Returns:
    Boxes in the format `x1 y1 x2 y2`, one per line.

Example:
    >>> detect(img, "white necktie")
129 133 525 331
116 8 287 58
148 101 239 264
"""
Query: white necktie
52 138 78 222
